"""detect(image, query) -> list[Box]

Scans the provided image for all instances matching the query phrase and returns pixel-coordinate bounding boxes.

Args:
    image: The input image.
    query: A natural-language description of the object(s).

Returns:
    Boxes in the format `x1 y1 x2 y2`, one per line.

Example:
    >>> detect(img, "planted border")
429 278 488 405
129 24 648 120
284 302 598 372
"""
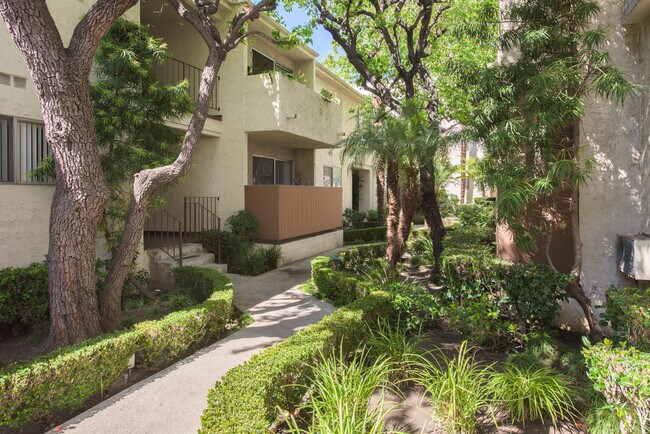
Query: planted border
343 226 387 244
199 291 393 434
0 267 233 428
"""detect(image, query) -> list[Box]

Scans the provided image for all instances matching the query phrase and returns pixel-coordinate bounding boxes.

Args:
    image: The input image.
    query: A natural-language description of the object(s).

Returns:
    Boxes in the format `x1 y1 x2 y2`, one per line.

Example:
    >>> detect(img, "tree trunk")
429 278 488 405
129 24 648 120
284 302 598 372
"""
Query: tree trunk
100 49 222 331
459 140 467 204
376 157 386 226
567 121 604 341
385 158 401 268
0 0 136 348
420 163 446 280
397 169 419 256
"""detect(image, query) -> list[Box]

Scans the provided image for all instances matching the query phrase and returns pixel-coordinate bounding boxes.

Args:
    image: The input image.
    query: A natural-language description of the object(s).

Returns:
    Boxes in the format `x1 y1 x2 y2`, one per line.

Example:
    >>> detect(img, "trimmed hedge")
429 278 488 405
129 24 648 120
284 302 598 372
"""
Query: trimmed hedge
199 291 393 434
174 266 232 304
0 267 233 428
409 226 496 258
0 262 49 333
343 226 386 244
311 243 386 305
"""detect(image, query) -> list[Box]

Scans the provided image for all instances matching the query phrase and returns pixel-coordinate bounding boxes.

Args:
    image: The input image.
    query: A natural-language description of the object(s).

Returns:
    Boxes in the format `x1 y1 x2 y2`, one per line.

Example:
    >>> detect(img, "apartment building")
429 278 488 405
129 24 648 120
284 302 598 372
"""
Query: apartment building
498 0 650 331
0 0 374 270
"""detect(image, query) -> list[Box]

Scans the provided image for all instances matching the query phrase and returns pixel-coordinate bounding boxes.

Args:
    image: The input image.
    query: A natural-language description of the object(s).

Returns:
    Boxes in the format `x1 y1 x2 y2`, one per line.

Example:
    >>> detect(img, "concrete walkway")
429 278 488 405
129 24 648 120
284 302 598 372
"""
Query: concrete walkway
57 254 337 434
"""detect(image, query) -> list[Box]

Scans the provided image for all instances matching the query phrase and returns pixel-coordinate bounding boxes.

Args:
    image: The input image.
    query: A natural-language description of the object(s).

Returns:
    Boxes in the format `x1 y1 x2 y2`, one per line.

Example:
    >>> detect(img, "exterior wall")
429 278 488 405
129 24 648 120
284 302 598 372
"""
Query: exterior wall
497 0 650 331
567 0 650 329
0 1 139 268
256 230 344 264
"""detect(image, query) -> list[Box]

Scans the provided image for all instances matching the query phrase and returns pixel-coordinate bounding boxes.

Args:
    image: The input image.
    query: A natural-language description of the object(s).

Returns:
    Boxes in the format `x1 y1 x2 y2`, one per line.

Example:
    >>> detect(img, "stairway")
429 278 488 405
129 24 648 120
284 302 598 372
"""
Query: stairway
146 242 228 290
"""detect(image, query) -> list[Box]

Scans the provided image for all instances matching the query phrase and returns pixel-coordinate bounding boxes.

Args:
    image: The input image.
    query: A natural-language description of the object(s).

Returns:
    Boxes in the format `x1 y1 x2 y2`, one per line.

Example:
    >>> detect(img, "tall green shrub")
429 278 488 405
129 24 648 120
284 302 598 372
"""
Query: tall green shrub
602 286 650 351
0 263 48 334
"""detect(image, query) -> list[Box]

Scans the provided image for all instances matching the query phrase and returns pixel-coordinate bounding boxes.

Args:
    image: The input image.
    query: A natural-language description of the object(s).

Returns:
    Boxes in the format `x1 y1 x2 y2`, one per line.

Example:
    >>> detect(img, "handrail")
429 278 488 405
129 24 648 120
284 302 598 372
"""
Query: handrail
184 197 221 263
153 57 220 111
148 209 184 266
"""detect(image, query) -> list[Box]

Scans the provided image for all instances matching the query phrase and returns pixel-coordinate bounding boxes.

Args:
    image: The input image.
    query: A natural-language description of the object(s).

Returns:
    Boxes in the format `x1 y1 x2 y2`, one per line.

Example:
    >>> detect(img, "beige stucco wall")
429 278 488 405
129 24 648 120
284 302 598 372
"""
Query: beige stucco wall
0 1 139 269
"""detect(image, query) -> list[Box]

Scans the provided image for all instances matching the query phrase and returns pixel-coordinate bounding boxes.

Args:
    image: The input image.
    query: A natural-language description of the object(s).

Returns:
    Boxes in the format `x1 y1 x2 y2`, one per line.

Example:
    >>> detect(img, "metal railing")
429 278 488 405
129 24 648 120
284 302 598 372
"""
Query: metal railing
184 196 221 263
148 209 184 266
153 58 219 112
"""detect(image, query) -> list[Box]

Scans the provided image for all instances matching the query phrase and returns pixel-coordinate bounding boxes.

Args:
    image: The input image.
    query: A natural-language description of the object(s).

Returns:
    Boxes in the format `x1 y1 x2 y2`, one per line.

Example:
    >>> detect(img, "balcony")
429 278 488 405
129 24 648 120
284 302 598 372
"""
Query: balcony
243 72 343 148
153 58 222 136
623 0 650 23
245 185 343 242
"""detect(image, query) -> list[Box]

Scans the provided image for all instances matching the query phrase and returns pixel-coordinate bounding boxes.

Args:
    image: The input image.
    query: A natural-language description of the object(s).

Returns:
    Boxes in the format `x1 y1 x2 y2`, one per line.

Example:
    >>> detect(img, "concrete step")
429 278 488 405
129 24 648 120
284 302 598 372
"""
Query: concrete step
198 263 228 274
146 243 206 262
160 252 215 268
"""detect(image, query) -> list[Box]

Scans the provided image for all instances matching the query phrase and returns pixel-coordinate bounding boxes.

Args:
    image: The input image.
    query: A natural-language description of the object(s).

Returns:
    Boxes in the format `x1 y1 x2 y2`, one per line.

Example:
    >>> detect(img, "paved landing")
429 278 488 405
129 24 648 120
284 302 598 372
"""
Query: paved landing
56 254 337 434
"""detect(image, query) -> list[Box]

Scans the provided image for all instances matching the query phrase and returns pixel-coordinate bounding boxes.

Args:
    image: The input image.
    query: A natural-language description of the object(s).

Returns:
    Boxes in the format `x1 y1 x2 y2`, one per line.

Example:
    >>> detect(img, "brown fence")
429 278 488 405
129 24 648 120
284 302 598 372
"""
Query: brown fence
245 185 343 242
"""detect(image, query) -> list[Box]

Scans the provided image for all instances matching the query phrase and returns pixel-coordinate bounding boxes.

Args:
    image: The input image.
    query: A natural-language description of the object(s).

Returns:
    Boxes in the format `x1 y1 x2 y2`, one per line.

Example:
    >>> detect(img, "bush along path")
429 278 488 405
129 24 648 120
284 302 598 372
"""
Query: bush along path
53 254 338 434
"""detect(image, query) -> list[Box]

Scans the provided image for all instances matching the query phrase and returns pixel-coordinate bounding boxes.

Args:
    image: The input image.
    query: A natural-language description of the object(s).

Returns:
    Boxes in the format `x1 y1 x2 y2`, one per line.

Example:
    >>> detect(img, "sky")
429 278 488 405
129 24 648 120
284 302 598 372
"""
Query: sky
277 5 333 61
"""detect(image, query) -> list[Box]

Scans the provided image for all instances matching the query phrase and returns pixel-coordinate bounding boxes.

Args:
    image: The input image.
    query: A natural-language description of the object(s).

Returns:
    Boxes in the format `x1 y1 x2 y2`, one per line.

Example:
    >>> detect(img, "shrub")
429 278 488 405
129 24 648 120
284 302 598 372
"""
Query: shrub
225 210 259 241
602 286 650 351
343 226 386 244
583 339 650 433
0 262 48 334
285 350 394 434
367 319 420 381
163 292 195 311
199 291 393 434
336 242 386 273
489 363 576 426
442 254 571 345
0 266 233 428
174 266 231 304
342 207 366 229
412 214 425 225
311 256 372 306
383 280 440 332
455 200 495 228
408 226 495 259
416 341 492 433
197 229 251 266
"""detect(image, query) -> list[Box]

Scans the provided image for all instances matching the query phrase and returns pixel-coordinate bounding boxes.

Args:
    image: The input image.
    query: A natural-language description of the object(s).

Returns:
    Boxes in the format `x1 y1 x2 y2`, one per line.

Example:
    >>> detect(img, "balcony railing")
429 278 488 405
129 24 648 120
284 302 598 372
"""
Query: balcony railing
153 57 219 112
245 185 343 242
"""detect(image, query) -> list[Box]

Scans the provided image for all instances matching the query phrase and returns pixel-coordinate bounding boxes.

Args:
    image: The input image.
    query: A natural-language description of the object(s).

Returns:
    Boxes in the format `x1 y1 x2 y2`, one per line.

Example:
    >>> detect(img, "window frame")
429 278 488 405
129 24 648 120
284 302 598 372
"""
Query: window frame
0 115 54 185
250 49 294 76
323 165 342 188
252 154 294 186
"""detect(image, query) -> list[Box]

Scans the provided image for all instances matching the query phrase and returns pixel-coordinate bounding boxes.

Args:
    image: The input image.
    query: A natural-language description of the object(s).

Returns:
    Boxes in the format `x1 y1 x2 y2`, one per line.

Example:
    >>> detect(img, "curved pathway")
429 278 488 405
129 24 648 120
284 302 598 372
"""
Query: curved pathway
56 254 337 434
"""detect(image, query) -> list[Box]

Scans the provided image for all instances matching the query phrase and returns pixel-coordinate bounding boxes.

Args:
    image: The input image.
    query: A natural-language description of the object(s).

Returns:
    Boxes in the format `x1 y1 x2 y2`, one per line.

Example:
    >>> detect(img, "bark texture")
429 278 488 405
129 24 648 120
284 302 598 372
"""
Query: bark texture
385 159 401 267
397 169 420 255
0 0 137 348
375 157 386 226
567 122 604 340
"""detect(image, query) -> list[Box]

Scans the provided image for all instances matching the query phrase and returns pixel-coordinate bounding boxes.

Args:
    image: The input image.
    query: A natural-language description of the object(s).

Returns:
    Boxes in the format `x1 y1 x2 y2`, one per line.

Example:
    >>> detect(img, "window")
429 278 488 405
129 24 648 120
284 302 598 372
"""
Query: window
252 156 293 185
250 50 293 76
0 117 12 182
323 166 342 187
0 117 53 184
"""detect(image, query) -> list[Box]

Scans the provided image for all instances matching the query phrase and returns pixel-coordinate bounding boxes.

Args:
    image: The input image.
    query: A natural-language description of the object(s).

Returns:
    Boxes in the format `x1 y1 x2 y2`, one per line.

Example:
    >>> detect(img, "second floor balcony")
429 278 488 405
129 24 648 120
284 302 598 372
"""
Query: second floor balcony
243 72 343 148
153 58 221 134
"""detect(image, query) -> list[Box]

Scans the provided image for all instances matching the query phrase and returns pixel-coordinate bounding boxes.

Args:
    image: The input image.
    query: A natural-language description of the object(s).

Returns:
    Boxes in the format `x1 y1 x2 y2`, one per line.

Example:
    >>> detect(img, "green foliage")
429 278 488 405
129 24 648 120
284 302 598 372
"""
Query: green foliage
602 286 650 351
342 208 367 229
586 393 632 434
408 226 495 259
230 245 283 276
455 201 495 228
437 190 459 218
0 266 233 428
92 18 193 252
441 255 571 347
336 242 386 273
416 341 492 434
489 363 576 426
343 226 387 244
173 266 231 304
311 256 373 306
163 292 195 311
583 339 650 433
382 280 440 332
225 210 259 242
199 292 393 434
367 319 420 382
197 229 250 266
468 0 639 248
0 262 48 334
285 350 395 434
